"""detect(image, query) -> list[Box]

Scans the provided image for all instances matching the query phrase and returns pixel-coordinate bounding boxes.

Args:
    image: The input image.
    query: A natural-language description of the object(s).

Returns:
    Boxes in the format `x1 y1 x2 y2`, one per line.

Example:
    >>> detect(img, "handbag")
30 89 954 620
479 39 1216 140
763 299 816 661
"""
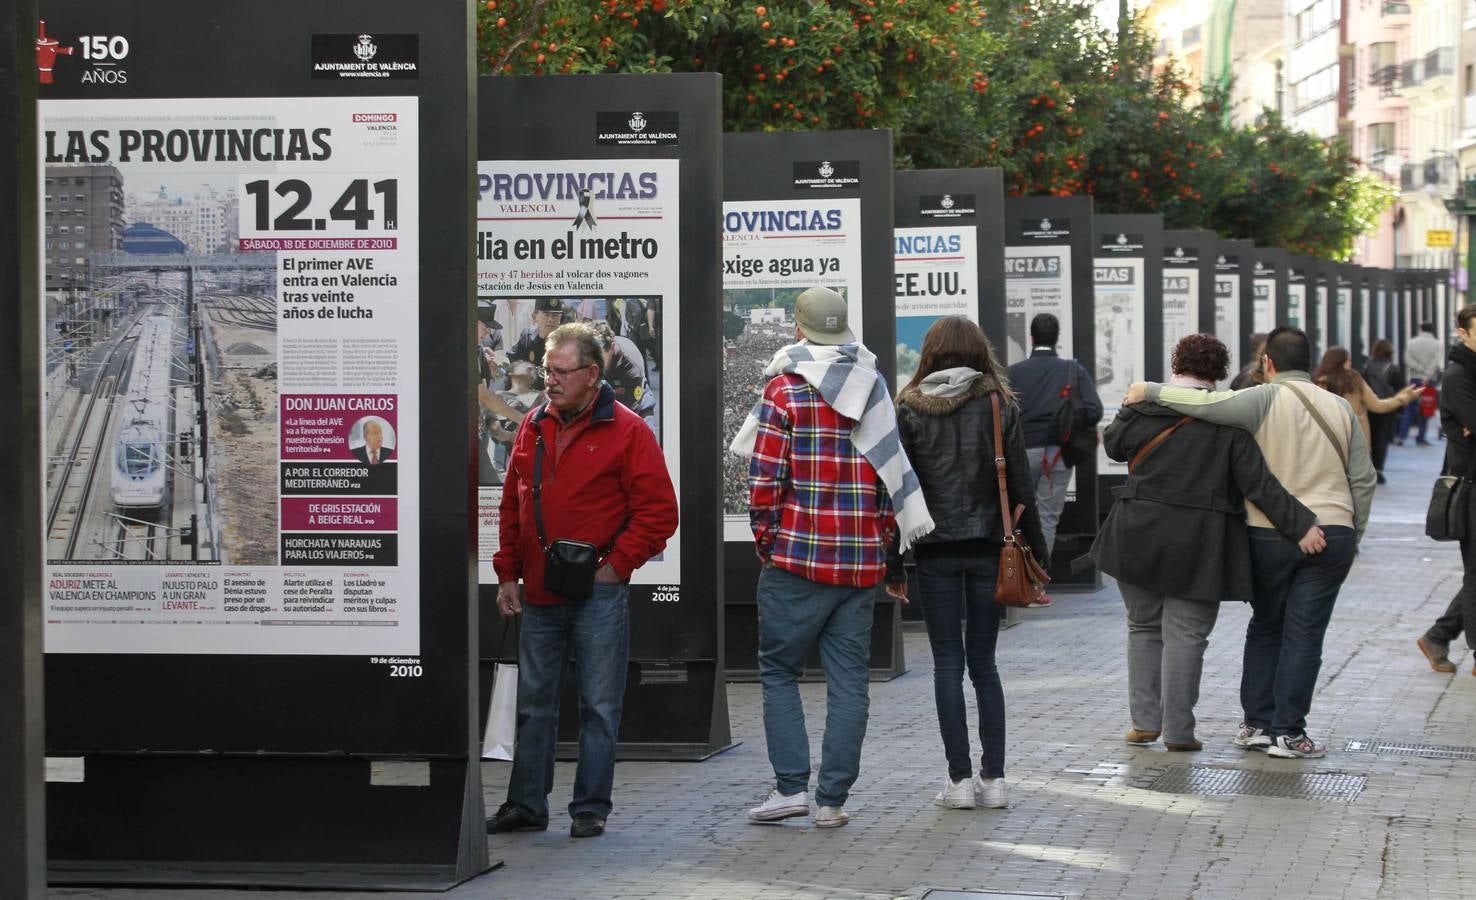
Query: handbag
532 432 617 601
990 394 1052 607
1426 450 1476 542
1420 384 1439 419
481 619 518 760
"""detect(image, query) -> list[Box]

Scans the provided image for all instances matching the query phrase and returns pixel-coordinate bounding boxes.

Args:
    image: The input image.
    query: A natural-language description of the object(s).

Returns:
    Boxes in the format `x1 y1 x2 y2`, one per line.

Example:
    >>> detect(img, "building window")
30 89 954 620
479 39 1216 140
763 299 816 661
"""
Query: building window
73 177 84 185
1294 0 1338 43
58 225 69 234
1368 122 1396 158
1182 25 1201 48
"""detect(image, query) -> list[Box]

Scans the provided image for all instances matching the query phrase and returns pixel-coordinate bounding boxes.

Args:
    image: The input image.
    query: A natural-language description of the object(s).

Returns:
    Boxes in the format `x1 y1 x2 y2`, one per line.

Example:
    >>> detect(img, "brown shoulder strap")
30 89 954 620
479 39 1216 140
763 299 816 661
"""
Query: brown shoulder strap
1281 381 1349 469
991 393 1015 537
1129 416 1193 474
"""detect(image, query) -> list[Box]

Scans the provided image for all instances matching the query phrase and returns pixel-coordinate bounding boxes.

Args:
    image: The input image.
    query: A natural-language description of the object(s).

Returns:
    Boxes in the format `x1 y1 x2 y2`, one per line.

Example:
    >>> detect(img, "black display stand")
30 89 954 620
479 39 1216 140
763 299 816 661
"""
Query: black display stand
1213 239 1255 370
892 168 1005 625
1286 255 1312 341
476 74 731 759
1340 265 1362 364
1093 214 1164 522
1251 247 1289 332
1004 195 1099 589
43 1 490 889
722 129 900 681
1161 229 1216 364
1 5 46 898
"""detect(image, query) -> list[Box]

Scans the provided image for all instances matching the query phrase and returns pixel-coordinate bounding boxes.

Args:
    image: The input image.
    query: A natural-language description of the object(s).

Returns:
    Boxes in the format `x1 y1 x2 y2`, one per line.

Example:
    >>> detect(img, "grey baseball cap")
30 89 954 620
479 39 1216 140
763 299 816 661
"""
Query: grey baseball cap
794 287 854 345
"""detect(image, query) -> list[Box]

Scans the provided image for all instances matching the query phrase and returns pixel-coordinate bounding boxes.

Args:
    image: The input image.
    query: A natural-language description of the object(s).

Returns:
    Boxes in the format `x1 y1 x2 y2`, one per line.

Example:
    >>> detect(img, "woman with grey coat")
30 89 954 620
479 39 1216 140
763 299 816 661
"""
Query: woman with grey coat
1092 333 1325 751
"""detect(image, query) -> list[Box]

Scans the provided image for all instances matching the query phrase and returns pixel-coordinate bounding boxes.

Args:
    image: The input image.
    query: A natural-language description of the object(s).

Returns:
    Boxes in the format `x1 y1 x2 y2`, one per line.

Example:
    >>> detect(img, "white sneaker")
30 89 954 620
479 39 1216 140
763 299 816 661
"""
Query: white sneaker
1266 733 1327 759
1234 722 1272 750
933 777 977 809
974 776 1008 809
747 787 810 823
814 805 849 828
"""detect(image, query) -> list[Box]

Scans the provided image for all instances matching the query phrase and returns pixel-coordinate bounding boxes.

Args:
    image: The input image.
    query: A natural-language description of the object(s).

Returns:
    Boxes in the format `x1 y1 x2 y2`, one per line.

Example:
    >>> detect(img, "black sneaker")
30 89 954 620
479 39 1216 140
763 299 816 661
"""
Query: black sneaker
1267 733 1327 758
570 812 606 838
486 801 548 834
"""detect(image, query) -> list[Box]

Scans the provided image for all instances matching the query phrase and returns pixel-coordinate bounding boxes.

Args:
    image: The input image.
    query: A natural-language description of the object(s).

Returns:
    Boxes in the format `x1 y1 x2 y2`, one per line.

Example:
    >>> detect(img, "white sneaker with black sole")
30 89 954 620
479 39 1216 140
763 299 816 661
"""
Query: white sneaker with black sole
934 777 976 809
974 776 1008 809
1233 723 1272 751
747 788 810 823
1267 733 1327 759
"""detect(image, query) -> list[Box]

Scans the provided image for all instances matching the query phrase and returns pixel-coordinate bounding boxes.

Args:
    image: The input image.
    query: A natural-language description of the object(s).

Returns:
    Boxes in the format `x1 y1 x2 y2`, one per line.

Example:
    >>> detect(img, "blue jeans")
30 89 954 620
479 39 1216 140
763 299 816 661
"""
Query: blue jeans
756 565 875 808
1398 378 1430 443
506 582 630 823
916 554 1005 780
1241 526 1356 737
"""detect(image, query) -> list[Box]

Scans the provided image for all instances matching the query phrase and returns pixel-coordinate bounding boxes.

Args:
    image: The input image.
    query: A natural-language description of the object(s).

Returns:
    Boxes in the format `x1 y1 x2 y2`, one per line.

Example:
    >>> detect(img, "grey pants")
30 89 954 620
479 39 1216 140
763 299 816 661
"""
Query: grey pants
1025 446 1070 554
1120 583 1221 743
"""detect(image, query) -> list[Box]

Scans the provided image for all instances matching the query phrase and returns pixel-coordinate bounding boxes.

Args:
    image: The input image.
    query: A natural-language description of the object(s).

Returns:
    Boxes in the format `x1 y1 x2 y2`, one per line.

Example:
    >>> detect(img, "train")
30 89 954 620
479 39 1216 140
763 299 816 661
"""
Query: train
111 314 174 509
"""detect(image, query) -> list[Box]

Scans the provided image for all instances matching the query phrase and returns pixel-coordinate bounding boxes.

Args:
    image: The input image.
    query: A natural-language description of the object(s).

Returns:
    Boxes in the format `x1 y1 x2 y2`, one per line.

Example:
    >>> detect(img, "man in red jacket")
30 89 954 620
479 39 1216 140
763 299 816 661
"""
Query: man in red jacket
485 322 677 840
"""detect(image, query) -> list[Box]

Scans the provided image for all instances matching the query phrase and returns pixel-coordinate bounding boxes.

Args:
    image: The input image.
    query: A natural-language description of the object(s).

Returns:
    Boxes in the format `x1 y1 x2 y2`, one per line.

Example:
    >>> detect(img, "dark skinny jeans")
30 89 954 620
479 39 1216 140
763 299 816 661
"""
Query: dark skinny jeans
916 550 1005 781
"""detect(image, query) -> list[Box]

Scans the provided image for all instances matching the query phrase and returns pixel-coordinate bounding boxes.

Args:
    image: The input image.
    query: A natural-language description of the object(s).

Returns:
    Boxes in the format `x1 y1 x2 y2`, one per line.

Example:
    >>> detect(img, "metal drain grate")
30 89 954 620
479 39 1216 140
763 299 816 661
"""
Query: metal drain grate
1344 740 1476 761
1145 765 1366 802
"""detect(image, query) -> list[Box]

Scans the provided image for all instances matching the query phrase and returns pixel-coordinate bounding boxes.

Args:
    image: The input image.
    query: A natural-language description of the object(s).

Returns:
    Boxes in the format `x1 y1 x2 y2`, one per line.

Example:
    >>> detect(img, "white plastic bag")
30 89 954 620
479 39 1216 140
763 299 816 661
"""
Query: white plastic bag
481 662 518 761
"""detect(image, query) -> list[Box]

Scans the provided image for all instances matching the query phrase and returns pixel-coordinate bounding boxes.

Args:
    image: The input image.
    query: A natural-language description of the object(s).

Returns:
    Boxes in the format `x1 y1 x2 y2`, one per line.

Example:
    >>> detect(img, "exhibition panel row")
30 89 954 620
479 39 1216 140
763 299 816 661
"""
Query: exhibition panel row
20 2 1454 888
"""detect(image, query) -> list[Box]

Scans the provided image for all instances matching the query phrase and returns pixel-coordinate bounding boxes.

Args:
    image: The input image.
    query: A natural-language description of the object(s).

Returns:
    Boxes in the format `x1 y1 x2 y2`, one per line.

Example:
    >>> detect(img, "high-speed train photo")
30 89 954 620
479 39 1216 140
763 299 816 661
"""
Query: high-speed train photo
111 314 174 510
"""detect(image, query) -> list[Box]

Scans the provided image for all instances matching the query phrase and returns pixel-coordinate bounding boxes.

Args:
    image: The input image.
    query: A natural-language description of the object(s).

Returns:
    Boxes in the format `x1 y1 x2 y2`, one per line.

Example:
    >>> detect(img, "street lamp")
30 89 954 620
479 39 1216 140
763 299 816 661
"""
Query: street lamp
1427 150 1473 304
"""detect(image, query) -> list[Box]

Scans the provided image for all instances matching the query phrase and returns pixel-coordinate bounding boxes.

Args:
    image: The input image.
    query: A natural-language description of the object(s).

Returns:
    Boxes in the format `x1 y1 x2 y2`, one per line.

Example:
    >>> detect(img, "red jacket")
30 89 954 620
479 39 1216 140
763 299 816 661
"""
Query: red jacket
494 383 678 605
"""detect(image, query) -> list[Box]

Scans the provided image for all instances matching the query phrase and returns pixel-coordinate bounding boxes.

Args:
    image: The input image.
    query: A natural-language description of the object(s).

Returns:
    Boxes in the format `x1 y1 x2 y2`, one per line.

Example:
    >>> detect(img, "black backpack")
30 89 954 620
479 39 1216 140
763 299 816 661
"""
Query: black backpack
1051 361 1098 468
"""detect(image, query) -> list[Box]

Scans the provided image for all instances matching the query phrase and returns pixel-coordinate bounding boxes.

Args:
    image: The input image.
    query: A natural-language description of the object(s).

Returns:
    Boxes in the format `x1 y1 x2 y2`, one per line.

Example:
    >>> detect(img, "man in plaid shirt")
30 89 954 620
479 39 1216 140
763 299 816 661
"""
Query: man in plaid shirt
740 287 903 830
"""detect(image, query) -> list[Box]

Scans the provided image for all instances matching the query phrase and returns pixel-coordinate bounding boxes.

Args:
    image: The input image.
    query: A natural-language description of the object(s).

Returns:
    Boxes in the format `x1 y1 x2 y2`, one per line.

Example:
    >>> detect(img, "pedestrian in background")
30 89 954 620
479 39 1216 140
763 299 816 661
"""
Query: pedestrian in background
1399 322 1444 447
1230 333 1268 390
1007 313 1102 563
893 316 1043 811
1417 305 1476 674
1362 339 1406 483
1097 334 1323 753
731 287 933 829
1313 347 1418 475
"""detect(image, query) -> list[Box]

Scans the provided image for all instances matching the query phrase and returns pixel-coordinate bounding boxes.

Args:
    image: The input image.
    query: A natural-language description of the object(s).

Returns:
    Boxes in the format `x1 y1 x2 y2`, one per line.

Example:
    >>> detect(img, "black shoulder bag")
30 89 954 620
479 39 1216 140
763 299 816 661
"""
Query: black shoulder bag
1427 447 1476 543
532 433 619 600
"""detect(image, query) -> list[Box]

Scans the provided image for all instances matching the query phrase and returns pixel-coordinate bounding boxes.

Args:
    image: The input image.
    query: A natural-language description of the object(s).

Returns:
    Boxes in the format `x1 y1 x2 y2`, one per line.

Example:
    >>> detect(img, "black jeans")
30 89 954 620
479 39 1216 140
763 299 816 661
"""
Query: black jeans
1427 533 1476 652
1368 411 1395 473
916 553 1005 781
1241 526 1356 738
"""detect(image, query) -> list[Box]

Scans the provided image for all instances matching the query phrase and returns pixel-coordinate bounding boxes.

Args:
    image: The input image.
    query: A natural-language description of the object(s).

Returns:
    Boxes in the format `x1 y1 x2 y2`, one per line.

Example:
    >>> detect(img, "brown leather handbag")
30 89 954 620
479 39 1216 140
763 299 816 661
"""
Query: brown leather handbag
990 394 1052 607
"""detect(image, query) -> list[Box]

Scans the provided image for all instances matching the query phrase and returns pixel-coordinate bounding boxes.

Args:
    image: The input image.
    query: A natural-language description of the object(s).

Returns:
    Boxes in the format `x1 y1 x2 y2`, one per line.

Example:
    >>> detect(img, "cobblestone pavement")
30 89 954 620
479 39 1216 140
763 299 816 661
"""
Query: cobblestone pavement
54 441 1476 900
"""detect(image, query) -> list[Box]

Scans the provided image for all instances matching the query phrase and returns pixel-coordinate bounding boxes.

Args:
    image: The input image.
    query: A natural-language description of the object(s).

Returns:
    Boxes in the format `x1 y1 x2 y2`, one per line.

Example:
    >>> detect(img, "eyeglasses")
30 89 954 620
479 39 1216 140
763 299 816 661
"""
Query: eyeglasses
536 362 594 381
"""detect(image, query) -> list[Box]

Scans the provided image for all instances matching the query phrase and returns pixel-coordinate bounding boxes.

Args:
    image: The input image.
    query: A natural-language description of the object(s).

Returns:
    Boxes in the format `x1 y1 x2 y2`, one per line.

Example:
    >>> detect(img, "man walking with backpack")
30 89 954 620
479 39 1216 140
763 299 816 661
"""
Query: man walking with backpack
1008 313 1103 560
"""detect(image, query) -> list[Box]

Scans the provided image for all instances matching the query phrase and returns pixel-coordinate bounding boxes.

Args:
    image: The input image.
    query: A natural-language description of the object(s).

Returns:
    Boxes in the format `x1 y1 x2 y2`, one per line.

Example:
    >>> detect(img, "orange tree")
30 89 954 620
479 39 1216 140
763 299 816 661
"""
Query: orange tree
477 0 999 165
477 0 1391 257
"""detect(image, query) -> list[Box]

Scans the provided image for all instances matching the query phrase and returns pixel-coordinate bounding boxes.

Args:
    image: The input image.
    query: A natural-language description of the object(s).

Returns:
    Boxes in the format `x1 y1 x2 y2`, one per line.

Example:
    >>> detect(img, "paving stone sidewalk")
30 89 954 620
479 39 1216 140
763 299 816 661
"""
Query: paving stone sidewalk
54 440 1476 900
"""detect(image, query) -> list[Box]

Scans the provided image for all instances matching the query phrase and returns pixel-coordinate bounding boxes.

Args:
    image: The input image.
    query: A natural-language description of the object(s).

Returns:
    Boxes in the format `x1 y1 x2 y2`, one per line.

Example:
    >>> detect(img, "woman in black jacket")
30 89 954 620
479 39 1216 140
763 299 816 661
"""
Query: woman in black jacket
891 316 1044 812
1362 339 1407 483
1093 333 1325 751
1418 305 1476 673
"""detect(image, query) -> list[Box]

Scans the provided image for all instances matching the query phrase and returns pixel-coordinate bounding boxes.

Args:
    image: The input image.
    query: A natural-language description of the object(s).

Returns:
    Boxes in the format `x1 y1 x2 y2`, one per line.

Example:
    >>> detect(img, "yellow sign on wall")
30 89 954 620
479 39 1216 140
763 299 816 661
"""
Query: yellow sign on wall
1428 229 1455 248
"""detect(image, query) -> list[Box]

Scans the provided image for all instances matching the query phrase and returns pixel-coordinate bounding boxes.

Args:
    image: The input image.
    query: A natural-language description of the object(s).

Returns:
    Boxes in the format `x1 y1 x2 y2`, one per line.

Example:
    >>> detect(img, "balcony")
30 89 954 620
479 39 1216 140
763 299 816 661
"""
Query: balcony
1370 64 1401 98
1401 163 1423 192
1382 0 1411 12
1425 47 1455 79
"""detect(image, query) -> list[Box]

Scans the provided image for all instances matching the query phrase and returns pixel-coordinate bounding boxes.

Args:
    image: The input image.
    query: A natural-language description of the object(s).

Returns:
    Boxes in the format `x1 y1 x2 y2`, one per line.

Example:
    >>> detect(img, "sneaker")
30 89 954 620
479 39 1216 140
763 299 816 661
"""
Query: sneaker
814 805 849 828
974 776 1008 809
1267 733 1327 759
1233 723 1272 750
933 777 976 809
1124 728 1161 745
1417 636 1457 673
747 788 810 823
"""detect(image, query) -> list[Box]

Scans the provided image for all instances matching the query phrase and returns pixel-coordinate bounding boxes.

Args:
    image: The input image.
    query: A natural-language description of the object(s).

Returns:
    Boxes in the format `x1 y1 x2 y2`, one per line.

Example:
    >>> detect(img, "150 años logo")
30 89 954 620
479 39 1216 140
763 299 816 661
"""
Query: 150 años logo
36 20 130 85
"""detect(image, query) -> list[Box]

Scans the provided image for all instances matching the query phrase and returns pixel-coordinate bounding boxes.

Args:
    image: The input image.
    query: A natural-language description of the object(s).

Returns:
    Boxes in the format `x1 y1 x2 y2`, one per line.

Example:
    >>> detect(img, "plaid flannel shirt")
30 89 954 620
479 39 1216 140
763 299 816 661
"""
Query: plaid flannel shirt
748 373 896 587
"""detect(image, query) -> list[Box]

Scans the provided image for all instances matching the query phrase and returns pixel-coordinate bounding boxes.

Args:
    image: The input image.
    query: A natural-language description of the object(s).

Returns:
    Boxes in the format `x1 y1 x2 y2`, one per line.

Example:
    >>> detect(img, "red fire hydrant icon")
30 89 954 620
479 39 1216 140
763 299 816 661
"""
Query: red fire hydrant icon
36 20 72 85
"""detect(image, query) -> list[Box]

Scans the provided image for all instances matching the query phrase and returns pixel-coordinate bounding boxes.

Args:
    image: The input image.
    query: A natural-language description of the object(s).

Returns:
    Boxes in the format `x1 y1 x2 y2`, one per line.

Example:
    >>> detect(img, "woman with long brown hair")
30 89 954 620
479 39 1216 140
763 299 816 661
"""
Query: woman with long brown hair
1312 346 1417 451
1362 340 1406 483
889 316 1044 811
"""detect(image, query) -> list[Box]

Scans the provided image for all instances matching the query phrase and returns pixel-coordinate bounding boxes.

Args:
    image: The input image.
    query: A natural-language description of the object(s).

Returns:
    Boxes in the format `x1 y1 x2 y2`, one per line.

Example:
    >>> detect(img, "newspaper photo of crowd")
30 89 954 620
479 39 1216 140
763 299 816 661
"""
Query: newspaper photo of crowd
721 286 846 518
476 294 663 486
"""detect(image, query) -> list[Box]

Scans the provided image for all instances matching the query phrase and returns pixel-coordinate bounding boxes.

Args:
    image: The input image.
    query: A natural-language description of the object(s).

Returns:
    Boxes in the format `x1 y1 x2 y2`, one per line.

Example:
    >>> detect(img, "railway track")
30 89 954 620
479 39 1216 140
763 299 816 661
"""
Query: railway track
206 292 276 331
